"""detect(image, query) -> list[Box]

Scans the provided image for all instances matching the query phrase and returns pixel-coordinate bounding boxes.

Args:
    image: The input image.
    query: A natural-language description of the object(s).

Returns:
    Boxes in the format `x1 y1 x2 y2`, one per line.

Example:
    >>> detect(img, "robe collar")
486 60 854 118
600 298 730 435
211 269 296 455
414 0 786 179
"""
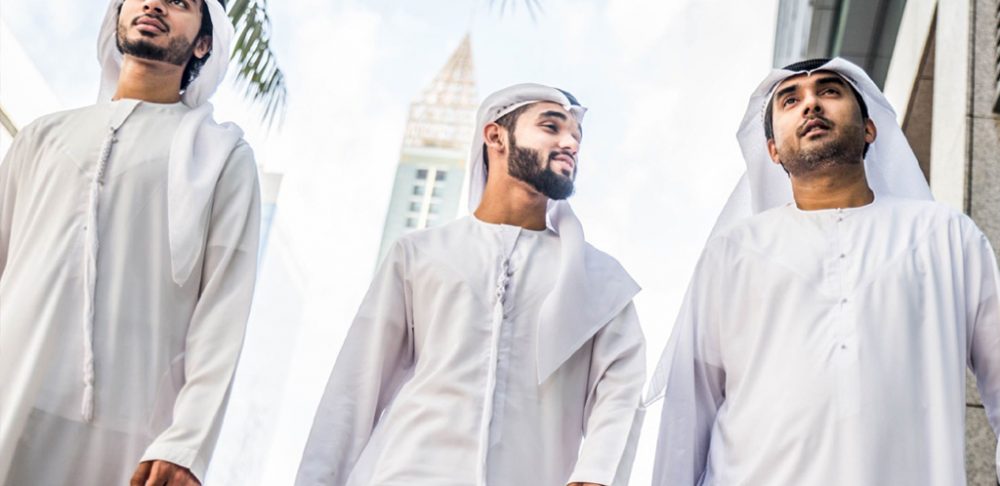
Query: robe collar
96 0 245 286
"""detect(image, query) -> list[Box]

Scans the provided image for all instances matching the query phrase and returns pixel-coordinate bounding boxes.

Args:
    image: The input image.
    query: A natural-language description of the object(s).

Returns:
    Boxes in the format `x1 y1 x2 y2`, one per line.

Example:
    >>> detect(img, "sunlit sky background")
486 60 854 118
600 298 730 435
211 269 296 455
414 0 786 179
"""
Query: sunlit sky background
1 0 779 483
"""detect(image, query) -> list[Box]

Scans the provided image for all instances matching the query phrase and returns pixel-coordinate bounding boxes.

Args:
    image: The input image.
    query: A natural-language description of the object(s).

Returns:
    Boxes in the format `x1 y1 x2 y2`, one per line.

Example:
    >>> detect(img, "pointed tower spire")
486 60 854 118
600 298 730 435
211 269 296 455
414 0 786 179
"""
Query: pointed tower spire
376 34 479 266
403 34 478 150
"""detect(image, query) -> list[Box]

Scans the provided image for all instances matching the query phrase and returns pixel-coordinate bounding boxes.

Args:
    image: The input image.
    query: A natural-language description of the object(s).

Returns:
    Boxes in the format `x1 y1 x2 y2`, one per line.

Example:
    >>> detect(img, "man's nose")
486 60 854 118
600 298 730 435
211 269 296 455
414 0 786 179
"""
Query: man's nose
142 0 166 15
560 133 579 155
801 91 823 116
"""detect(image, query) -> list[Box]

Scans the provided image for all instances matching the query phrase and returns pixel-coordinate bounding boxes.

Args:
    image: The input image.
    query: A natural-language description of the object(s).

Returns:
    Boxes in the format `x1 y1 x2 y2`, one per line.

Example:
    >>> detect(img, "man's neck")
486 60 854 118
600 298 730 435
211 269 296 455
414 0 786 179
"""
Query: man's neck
474 177 548 231
790 163 874 210
112 56 184 104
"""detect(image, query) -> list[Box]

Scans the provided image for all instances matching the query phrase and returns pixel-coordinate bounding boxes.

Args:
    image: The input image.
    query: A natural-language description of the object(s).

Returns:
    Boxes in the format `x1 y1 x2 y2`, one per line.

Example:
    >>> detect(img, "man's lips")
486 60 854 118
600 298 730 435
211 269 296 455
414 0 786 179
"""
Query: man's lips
552 154 576 172
134 16 167 33
799 118 831 137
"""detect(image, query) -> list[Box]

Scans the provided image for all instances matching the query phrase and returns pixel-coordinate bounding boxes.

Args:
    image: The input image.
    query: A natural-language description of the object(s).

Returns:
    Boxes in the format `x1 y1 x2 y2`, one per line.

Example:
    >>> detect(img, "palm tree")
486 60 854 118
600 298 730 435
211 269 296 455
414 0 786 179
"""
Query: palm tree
228 0 285 127
228 0 542 127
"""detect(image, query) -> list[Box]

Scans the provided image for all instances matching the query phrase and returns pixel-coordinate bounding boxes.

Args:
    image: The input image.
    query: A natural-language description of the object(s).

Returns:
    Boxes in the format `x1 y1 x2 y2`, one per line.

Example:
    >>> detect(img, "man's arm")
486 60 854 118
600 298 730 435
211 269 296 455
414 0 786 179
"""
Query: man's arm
294 238 414 486
567 302 646 486
137 142 261 483
0 124 29 278
648 243 726 486
964 224 1000 480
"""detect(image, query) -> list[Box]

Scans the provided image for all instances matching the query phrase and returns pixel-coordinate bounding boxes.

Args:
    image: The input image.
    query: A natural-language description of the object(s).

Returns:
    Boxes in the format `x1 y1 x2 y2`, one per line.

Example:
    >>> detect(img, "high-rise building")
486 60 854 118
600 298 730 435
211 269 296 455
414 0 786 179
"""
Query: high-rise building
772 0 1000 482
375 34 478 265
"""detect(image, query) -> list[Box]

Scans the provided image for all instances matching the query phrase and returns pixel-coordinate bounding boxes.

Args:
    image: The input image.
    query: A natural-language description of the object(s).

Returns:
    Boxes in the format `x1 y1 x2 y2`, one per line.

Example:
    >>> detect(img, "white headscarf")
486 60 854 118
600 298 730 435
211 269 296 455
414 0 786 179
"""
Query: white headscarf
97 0 245 286
466 84 639 384
711 57 932 237
646 58 934 406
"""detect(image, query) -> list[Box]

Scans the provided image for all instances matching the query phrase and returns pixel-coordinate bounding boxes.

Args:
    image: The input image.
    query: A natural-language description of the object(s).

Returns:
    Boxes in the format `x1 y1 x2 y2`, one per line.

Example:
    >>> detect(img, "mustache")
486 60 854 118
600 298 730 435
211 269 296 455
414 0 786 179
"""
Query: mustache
132 13 169 33
797 115 833 136
547 150 576 163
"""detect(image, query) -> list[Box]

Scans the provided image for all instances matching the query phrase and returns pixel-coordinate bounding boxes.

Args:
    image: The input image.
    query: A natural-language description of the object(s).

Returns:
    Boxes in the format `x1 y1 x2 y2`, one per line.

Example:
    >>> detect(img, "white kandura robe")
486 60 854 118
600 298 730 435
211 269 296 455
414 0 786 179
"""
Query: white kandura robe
296 216 646 486
0 100 260 484
651 195 1000 485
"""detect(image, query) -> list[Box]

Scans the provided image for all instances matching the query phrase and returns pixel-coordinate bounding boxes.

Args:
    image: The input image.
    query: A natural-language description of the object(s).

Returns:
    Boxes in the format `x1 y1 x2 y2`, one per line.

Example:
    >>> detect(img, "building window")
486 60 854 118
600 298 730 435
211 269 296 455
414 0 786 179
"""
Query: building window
405 217 418 228
435 171 447 181
412 185 424 196
416 169 428 180
429 204 440 214
432 187 442 197
409 202 421 212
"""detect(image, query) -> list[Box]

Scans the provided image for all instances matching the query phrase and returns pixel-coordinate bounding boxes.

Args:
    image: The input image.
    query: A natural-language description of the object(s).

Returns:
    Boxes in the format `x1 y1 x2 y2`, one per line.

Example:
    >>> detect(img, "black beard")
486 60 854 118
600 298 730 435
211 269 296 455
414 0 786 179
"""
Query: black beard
778 122 866 177
116 19 194 66
507 137 575 200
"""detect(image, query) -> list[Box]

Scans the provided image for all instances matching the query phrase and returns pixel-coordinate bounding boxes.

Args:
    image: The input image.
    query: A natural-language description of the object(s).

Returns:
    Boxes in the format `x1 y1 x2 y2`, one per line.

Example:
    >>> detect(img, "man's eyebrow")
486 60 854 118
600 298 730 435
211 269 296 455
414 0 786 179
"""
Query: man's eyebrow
815 76 847 87
774 83 799 102
537 110 568 121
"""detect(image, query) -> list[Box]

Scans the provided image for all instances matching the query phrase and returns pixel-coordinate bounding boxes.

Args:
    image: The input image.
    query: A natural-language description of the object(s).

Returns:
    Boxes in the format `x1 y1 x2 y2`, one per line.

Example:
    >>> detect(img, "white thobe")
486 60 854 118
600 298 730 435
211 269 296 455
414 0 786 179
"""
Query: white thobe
296 216 646 486
651 195 1000 485
0 100 260 484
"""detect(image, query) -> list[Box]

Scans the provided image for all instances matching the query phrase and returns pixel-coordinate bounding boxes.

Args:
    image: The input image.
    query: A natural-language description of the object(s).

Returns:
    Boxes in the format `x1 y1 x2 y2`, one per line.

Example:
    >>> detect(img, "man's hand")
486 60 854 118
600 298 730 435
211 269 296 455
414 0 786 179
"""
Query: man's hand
130 460 200 486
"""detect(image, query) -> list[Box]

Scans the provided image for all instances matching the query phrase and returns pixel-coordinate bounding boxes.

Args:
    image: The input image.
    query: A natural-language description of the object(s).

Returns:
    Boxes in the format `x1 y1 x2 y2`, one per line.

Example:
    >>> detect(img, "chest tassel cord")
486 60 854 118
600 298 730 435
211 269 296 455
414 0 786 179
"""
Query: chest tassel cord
476 259 511 486
80 125 120 423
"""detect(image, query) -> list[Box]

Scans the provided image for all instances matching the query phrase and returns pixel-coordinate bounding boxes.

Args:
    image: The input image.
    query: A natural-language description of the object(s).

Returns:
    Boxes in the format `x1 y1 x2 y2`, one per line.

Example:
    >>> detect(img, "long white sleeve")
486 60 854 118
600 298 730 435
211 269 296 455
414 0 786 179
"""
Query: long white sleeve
0 125 30 279
650 241 727 486
963 222 1000 479
140 142 261 480
568 301 646 486
295 239 415 486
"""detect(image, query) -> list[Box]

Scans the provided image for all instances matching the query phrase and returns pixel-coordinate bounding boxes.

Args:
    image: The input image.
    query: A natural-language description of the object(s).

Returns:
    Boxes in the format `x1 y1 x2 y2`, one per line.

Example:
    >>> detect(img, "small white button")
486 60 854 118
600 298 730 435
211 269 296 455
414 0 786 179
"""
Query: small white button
841 298 848 304
840 344 847 350
839 253 846 259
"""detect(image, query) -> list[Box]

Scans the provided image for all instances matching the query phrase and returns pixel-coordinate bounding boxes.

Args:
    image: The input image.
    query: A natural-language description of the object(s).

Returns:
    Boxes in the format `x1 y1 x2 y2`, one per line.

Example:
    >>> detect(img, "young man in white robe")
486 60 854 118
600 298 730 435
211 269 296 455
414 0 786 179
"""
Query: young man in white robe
0 0 260 484
647 58 1000 485
296 84 646 486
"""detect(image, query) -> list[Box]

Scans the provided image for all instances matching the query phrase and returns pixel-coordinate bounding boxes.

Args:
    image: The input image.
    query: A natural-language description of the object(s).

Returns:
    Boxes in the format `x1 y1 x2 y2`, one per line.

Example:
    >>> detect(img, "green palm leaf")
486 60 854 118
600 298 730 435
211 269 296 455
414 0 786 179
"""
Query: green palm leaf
225 0 544 128
228 0 286 128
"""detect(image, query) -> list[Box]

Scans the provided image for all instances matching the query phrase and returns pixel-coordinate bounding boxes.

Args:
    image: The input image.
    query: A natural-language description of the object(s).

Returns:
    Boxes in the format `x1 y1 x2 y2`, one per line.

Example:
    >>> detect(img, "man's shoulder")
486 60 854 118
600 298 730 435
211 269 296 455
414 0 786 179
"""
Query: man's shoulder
17 104 107 141
395 217 471 249
878 196 977 234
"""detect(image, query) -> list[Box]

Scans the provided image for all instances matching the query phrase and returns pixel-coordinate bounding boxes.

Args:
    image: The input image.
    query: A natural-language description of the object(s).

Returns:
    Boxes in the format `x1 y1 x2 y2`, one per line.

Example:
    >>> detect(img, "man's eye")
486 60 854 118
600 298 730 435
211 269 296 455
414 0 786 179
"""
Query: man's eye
782 97 797 107
542 124 557 132
822 88 839 95
171 0 188 7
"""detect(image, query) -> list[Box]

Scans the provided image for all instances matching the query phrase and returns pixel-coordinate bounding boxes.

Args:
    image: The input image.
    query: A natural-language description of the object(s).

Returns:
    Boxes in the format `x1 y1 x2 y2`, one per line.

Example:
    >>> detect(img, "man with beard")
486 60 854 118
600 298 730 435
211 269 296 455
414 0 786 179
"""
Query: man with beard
296 84 646 486
647 58 1000 485
0 0 259 484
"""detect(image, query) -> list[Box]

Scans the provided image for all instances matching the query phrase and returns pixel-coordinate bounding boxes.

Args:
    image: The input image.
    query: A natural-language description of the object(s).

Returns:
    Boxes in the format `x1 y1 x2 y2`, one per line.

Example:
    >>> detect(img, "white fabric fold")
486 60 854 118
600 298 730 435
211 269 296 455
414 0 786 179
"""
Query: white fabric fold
649 57 934 403
97 0 240 285
712 57 932 238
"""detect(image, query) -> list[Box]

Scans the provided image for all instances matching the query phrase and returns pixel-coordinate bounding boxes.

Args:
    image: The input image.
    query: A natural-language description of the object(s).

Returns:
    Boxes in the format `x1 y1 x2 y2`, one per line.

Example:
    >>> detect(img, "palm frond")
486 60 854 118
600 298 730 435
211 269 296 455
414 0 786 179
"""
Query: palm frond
489 0 544 20
228 0 287 128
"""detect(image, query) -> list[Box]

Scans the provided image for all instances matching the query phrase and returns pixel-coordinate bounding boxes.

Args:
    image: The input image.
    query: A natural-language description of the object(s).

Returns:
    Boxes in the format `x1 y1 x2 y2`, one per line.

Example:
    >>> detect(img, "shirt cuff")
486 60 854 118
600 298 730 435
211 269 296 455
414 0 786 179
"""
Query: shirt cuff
140 443 207 483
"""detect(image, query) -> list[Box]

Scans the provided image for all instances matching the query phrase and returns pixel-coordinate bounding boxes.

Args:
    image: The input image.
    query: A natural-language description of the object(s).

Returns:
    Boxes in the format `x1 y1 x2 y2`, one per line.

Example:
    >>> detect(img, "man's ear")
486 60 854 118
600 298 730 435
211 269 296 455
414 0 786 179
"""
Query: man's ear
483 122 506 153
767 138 781 165
863 118 876 145
193 35 212 60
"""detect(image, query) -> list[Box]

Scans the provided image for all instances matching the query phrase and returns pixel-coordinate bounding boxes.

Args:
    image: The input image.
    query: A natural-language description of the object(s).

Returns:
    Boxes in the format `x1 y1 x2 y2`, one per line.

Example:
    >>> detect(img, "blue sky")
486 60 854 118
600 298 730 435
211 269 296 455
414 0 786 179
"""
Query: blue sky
2 0 779 482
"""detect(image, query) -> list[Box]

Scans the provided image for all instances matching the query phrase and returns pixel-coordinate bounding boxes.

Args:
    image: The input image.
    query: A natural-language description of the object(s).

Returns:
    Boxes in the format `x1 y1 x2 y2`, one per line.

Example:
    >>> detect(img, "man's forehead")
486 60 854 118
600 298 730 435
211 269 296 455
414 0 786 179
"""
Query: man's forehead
523 101 569 116
524 101 579 128
774 69 848 92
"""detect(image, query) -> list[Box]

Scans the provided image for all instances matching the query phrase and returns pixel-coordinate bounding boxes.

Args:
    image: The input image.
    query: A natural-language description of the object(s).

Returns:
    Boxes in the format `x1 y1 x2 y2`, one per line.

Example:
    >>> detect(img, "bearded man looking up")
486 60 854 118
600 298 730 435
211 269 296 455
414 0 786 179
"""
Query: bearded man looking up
0 0 260 484
296 84 646 486
647 58 1000 485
